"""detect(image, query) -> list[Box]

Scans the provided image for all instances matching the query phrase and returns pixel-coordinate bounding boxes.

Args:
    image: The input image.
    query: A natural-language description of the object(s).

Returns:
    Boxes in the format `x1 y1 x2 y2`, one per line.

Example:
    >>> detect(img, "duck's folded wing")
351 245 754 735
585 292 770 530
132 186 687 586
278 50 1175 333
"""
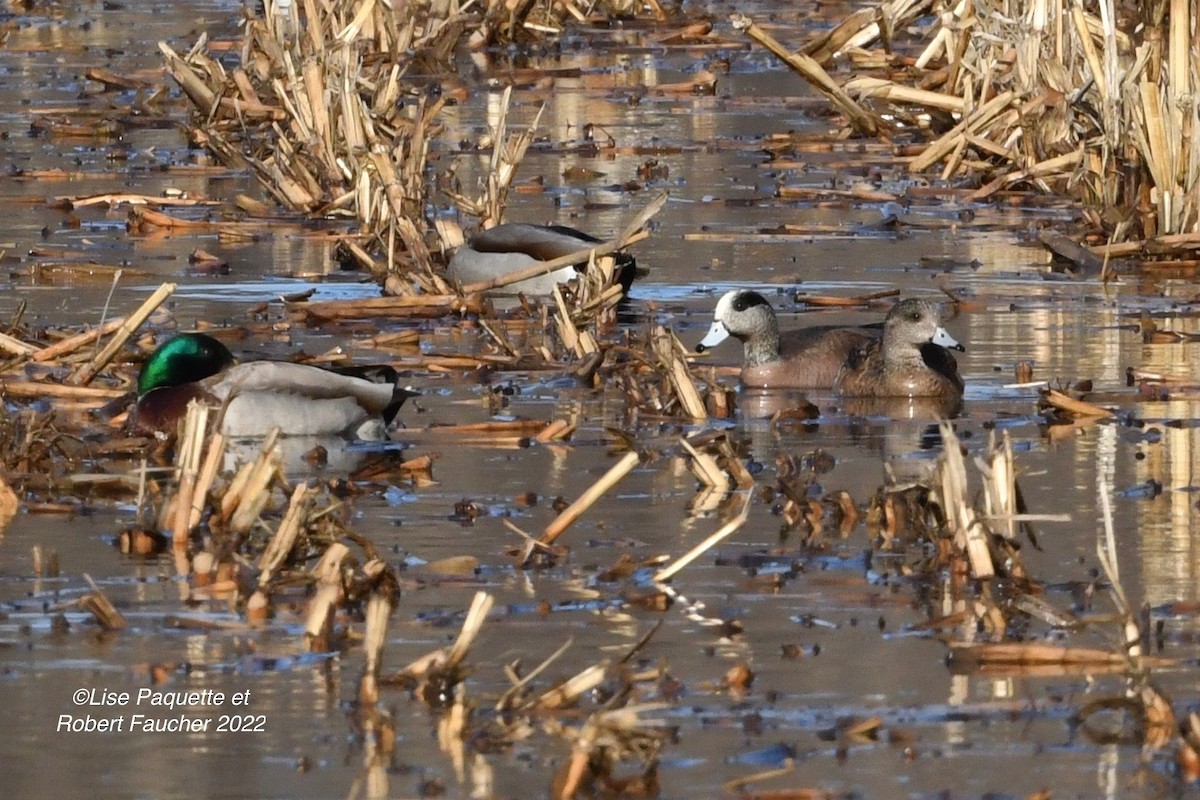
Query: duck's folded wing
469 224 597 260
210 362 396 413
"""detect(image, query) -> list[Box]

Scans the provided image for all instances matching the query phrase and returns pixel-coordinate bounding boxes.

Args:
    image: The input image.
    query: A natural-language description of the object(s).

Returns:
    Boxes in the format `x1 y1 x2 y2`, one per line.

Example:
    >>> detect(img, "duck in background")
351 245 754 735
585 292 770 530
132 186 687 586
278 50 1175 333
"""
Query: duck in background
132 333 416 440
695 289 878 389
447 223 639 295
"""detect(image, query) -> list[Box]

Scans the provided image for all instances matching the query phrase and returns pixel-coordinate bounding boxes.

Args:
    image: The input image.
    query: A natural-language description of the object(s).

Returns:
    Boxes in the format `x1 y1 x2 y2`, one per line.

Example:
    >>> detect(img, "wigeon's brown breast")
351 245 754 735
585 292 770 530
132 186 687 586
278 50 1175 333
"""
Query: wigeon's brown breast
835 344 962 399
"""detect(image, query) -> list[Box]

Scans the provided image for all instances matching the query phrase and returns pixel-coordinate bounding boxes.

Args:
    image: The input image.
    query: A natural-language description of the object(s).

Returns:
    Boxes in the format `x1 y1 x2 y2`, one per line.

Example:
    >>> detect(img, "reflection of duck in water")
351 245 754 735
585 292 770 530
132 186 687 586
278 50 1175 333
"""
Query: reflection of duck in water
696 289 876 389
221 436 408 478
132 333 416 440
737 390 960 422
447 223 639 295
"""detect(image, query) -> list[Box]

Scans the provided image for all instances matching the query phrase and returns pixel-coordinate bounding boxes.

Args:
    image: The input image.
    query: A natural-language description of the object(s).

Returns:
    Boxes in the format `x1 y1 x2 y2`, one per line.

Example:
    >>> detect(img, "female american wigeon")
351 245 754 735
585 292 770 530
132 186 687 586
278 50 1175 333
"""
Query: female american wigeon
695 289 877 389
447 223 638 295
834 298 964 399
133 333 416 439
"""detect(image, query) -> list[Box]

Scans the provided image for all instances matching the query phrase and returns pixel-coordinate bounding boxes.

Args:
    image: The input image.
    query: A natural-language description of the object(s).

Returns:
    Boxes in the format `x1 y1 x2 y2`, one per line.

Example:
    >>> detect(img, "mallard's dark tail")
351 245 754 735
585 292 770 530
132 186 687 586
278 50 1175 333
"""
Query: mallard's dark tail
383 385 420 426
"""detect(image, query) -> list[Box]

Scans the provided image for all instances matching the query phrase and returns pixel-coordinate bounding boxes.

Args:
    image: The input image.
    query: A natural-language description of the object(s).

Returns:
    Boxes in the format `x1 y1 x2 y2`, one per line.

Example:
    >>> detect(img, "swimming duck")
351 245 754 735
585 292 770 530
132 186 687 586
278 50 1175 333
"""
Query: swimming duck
834 298 964 398
133 333 416 439
447 223 638 295
695 289 878 389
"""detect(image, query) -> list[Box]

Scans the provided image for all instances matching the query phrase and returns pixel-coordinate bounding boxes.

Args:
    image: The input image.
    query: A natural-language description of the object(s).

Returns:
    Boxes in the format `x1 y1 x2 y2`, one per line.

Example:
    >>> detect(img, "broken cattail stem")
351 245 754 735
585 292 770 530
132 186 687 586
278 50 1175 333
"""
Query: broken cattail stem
445 591 494 670
256 481 310 584
188 432 226 530
533 451 641 552
70 282 176 386
730 13 882 136
0 381 124 402
616 190 669 244
0 332 36 357
1040 388 1114 418
359 592 394 705
79 573 127 631
977 431 1017 541
654 492 751 582
531 662 608 711
172 401 209 558
304 542 350 649
224 430 282 531
292 293 484 321
496 636 574 712
680 436 731 491
938 422 995 580
31 317 125 363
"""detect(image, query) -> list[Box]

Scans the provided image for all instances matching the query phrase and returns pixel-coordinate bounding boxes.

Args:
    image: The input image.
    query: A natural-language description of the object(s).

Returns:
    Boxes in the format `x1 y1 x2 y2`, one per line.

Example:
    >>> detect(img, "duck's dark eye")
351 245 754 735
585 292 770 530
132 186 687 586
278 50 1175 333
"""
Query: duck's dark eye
732 292 768 312
908 311 922 322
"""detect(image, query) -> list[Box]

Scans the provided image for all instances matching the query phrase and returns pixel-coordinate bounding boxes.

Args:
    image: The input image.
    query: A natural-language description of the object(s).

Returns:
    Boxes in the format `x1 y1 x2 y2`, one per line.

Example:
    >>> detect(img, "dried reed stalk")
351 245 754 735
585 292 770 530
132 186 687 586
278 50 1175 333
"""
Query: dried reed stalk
172 401 210 559
30 318 124 363
305 542 350 649
445 591 494 670
78 574 126 631
0 474 17 534
532 663 608 711
0 332 35 357
653 492 751 582
652 327 707 420
359 592 394 705
256 482 311 583
188 432 225 530
163 3 457 295
224 432 282 532
1040 388 1114 418
679 436 732 491
524 451 641 565
731 13 882 136
977 430 1017 541
937 422 994 580
0 381 125 402
442 85 544 230
70 282 176 386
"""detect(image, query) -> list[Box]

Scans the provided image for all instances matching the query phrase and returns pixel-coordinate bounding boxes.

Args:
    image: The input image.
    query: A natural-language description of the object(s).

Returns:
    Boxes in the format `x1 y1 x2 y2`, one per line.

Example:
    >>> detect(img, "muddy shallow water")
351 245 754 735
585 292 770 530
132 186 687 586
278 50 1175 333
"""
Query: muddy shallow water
2 2 1200 799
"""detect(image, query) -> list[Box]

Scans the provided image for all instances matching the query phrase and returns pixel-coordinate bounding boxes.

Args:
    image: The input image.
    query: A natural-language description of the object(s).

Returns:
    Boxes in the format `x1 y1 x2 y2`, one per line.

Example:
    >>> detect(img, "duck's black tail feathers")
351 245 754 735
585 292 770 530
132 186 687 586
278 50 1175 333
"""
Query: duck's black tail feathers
329 364 399 384
383 385 420 426
327 364 417 426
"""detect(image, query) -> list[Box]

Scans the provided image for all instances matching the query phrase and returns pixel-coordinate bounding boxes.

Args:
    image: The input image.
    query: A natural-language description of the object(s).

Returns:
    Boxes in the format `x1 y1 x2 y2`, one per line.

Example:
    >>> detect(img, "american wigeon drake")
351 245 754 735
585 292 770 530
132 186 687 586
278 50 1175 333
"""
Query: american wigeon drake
447 223 638 295
834 298 964 398
132 333 416 440
695 289 877 389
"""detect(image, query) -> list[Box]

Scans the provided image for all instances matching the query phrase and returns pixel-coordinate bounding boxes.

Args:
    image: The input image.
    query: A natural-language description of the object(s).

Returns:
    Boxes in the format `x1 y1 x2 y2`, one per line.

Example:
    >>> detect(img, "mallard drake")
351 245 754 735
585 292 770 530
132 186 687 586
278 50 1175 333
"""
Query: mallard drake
695 289 879 389
133 333 416 439
447 223 638 295
834 298 964 399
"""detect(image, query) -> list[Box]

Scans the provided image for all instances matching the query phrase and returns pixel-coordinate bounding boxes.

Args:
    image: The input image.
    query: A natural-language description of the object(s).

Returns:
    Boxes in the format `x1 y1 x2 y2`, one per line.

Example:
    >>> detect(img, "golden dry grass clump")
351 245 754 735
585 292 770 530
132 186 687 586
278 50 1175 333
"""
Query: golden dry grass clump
736 0 1200 266
161 0 677 295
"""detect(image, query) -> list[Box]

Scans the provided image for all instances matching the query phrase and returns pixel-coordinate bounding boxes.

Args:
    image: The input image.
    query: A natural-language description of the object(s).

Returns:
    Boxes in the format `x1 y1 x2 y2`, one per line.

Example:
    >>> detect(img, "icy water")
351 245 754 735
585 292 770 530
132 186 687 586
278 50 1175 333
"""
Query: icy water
2 2 1200 799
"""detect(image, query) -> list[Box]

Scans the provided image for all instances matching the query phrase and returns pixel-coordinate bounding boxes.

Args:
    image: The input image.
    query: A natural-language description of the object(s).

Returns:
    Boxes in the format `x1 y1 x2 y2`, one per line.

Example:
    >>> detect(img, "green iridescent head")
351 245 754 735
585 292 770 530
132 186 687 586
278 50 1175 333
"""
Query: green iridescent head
138 333 236 395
